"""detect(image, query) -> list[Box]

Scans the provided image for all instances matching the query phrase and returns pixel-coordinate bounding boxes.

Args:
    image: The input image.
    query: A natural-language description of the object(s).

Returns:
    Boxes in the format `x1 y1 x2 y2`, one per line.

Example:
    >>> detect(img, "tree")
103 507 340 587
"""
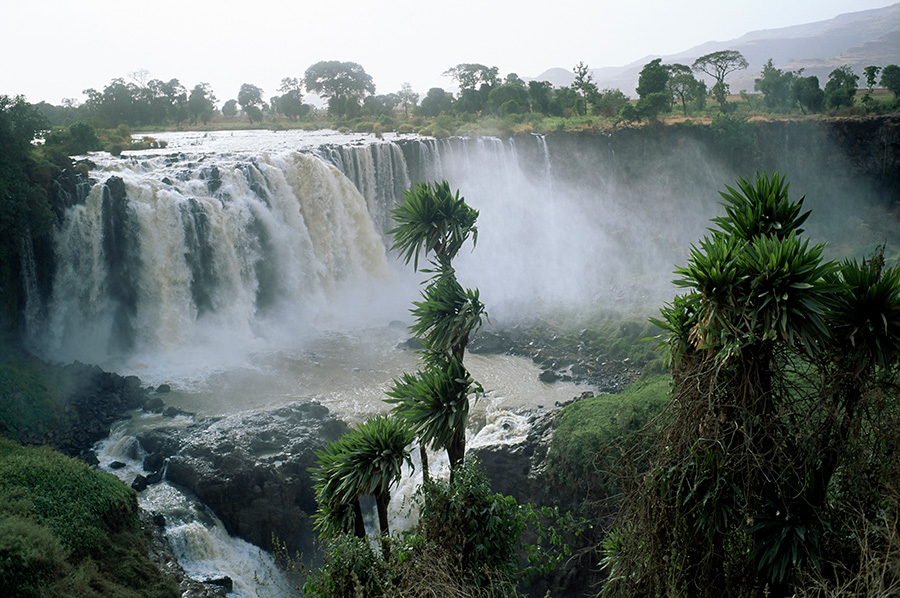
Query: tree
397 82 419 117
881 64 900 97
754 58 798 111
603 173 900 597
571 61 600 115
312 416 413 557
488 83 530 115
527 80 554 115
273 77 307 121
668 71 705 116
0 96 54 334
443 63 499 91
187 83 216 124
386 181 484 478
221 99 238 118
418 87 453 117
304 61 375 118
793 74 825 114
237 83 265 123
824 65 859 109
594 88 629 117
862 65 881 109
692 50 749 110
634 58 673 120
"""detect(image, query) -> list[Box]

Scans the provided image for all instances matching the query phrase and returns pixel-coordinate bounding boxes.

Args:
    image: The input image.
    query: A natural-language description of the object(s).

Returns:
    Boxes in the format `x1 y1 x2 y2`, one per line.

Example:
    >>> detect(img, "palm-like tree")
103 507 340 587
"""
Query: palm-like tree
385 355 481 472
389 180 478 270
386 181 484 479
311 416 414 557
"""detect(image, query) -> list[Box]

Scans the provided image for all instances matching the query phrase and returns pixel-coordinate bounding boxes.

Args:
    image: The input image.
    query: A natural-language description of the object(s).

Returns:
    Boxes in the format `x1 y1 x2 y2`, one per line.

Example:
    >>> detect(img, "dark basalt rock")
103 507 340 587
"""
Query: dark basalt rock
136 400 349 558
17 361 151 461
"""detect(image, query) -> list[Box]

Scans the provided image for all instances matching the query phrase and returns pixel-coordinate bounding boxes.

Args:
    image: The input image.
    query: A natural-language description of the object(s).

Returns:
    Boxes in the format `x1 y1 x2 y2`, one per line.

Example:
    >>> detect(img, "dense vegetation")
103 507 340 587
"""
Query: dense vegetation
0 438 179 598
23 55 900 140
602 174 900 597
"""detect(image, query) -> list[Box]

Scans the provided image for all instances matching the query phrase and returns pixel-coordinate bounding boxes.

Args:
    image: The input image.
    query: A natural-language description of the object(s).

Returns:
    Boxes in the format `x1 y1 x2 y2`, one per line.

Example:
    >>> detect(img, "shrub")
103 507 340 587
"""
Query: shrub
416 458 524 588
0 439 179 597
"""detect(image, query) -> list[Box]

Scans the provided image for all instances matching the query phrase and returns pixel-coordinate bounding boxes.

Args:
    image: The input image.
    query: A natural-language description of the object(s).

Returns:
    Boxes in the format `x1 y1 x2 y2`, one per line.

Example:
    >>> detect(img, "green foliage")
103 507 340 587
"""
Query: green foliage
305 60 376 118
754 59 798 111
312 416 414 540
0 439 179 597
385 356 479 453
826 248 900 371
0 494 69 598
389 180 479 270
747 499 824 584
0 438 136 556
416 458 524 585
303 534 392 598
409 265 485 355
551 375 671 469
604 172 900 597
636 59 670 100
0 96 55 335
794 74 825 114
825 65 860 109
692 50 749 109
881 64 900 97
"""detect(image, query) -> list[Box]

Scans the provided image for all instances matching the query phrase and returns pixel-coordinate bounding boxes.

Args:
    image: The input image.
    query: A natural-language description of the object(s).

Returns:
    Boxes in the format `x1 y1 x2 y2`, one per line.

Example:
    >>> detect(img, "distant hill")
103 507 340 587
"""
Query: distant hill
528 3 900 97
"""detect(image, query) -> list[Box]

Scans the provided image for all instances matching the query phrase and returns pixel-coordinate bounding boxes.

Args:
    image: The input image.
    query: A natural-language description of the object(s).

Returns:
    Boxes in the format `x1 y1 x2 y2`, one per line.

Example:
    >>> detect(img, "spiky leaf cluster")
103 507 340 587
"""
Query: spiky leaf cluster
712 172 810 241
311 416 414 537
827 249 900 372
385 356 480 452
386 180 484 471
410 264 485 356
660 172 834 364
389 180 478 270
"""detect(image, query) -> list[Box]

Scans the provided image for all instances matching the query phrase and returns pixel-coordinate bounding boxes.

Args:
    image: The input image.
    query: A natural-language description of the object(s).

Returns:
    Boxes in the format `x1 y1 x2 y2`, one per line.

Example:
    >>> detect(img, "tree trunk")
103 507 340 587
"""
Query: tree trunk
447 426 466 483
353 499 366 538
375 490 391 560
420 444 430 484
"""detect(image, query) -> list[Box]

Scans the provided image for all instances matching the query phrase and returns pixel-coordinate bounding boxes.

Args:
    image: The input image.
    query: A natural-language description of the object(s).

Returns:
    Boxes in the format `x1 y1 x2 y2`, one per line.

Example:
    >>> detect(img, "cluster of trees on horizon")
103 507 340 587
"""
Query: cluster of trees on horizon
22 54 900 134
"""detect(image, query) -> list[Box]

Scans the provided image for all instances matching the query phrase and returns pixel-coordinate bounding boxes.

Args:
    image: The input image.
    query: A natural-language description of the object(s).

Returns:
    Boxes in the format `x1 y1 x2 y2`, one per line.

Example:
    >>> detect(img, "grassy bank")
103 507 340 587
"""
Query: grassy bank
0 438 179 597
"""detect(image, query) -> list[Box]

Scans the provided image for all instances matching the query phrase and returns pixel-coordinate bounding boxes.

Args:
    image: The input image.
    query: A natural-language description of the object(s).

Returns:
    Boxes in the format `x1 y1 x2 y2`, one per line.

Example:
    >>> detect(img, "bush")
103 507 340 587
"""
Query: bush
303 535 391 598
416 458 523 588
0 439 180 597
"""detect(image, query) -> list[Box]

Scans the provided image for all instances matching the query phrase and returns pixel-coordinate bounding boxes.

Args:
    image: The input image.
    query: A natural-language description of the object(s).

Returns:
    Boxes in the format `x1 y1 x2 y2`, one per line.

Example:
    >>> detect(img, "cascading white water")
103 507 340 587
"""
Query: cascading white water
39 146 395 377
96 420 293 598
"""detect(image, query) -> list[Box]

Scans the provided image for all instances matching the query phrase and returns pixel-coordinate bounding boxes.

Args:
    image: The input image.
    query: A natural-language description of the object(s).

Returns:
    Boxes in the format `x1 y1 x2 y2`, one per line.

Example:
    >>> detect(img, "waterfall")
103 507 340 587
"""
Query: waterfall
20 233 43 345
39 149 391 371
317 141 411 240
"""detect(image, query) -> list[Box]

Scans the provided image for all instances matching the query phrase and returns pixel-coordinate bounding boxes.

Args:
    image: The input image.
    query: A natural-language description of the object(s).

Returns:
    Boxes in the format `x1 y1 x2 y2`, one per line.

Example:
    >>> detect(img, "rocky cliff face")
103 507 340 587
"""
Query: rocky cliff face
136 401 348 558
16 361 149 461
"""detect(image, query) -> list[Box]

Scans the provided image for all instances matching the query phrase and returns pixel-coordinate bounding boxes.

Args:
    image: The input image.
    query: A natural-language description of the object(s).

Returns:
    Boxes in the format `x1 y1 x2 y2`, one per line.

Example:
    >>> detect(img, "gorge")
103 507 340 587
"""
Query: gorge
21 117 900 596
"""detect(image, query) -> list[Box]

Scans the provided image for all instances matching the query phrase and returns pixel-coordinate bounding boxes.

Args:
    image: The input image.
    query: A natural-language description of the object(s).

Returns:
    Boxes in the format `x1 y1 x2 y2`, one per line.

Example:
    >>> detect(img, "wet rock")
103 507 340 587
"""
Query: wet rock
17 361 152 460
137 400 348 557
204 576 233 593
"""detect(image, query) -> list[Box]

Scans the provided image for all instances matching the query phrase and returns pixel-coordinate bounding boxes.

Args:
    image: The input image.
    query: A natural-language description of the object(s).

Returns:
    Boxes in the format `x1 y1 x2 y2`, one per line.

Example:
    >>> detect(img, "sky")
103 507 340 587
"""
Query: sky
1 0 897 107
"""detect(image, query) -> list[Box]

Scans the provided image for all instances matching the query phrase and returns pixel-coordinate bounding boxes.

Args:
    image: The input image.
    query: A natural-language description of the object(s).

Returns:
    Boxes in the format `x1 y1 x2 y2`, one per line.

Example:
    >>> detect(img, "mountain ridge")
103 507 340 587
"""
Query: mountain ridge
529 3 900 97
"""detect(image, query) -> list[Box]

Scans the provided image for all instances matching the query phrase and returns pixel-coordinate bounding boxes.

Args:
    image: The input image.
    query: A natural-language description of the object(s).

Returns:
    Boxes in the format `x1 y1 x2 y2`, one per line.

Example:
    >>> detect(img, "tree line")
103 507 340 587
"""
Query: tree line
30 54 900 133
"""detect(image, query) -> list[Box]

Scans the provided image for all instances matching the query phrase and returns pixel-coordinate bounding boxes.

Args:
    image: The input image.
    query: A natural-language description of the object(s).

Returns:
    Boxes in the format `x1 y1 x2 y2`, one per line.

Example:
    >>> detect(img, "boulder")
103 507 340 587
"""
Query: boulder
137 400 348 557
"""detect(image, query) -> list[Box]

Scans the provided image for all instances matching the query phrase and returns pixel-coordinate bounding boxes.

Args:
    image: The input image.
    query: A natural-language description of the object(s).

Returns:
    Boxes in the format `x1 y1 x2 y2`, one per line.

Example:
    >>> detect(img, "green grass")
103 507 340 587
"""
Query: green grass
0 358 72 441
0 438 180 598
551 374 671 469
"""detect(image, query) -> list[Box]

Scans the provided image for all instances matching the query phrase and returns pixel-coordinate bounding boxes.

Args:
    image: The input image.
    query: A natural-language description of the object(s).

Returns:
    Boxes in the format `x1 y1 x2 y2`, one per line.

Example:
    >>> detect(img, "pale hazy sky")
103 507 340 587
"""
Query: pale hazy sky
2 0 896 106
